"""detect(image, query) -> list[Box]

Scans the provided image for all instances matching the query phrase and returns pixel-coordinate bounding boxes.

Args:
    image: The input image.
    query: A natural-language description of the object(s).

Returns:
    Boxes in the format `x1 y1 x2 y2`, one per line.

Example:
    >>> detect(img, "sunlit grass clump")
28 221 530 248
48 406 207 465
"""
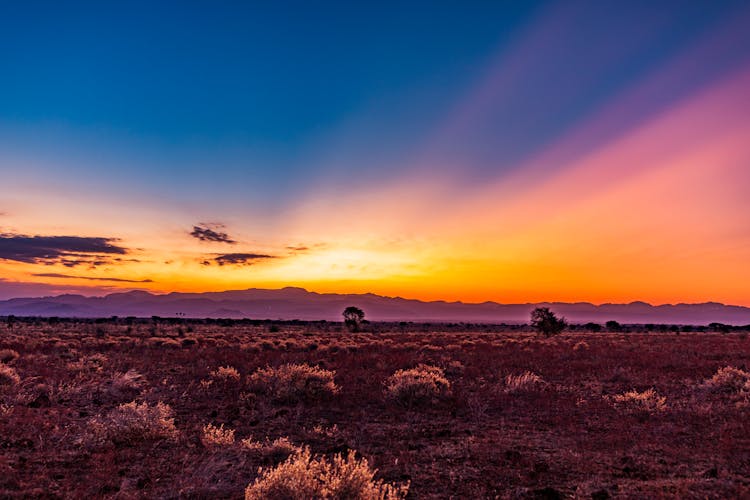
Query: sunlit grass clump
248 363 339 403
384 364 451 407
245 448 408 500
89 401 179 445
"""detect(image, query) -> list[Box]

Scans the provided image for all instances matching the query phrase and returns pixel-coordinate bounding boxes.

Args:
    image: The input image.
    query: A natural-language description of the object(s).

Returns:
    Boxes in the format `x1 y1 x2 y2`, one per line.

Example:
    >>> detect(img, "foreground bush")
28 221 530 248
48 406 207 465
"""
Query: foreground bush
384 364 451 407
0 363 20 386
89 401 178 445
245 448 408 500
248 363 339 403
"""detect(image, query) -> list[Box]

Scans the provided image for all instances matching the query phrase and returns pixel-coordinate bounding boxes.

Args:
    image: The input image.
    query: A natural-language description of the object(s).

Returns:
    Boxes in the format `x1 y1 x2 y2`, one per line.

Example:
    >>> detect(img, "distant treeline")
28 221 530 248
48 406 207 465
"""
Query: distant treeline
0 315 748 333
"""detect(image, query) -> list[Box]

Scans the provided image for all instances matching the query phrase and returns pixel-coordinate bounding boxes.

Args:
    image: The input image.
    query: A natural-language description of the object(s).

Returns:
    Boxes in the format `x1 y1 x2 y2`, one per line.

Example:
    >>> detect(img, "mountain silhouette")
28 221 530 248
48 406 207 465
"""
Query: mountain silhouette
1 287 749 325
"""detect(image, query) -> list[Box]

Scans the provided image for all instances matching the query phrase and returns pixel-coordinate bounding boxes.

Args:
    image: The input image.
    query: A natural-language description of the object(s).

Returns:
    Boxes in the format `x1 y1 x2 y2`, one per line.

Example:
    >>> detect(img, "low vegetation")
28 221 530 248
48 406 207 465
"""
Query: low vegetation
0 319 749 497
244 448 408 500
384 364 451 406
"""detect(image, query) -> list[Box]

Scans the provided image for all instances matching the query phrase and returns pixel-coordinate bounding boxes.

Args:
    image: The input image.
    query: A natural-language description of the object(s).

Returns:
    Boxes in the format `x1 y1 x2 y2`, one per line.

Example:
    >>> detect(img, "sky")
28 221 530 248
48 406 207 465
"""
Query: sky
1 1 749 305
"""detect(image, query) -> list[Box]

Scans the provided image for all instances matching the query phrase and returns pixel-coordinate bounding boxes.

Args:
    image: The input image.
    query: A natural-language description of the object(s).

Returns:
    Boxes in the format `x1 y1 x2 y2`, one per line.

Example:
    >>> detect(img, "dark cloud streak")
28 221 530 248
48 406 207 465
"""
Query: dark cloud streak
0 233 128 266
202 253 275 266
32 273 153 283
190 224 236 244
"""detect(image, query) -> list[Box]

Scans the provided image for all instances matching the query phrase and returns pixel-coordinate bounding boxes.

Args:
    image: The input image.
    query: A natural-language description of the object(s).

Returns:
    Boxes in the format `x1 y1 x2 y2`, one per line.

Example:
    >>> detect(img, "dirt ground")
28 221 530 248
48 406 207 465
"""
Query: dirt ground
1 320 749 499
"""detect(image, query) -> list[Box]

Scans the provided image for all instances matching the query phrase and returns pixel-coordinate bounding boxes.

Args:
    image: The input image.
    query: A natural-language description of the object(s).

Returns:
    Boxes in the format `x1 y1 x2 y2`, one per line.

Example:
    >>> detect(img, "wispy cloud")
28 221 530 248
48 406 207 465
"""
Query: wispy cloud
32 273 153 283
189 224 236 244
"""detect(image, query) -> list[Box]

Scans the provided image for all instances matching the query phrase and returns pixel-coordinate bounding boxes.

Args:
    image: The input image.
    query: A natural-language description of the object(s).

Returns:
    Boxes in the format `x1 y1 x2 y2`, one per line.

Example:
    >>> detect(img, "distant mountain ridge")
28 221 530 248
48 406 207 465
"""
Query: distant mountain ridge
0 287 748 325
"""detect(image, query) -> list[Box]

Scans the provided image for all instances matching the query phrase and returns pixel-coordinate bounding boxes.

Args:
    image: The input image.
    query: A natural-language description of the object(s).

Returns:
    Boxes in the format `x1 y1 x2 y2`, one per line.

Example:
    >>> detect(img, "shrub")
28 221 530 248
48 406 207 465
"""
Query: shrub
0 349 19 364
241 436 302 463
248 363 339 403
210 365 241 383
244 448 408 500
108 369 146 399
503 371 545 393
89 401 178 445
202 423 235 447
610 388 666 414
384 364 451 407
701 366 750 395
0 363 20 386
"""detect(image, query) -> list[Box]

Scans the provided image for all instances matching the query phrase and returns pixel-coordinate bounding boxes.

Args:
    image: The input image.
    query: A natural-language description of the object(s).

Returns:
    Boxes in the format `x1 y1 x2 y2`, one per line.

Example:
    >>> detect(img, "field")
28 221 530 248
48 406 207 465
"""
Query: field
1 320 750 499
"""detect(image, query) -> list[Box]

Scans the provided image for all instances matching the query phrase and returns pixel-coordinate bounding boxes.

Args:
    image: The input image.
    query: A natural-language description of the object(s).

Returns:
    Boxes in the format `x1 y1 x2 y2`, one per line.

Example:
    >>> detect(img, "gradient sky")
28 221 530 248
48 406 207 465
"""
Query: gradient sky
1 1 749 305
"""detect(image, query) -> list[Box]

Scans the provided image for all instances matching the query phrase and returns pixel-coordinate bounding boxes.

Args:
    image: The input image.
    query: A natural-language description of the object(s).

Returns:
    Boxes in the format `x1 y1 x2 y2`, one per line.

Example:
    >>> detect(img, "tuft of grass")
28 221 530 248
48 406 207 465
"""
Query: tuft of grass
0 363 21 386
244 447 408 500
384 364 451 407
210 365 241 383
503 371 545 393
89 401 179 446
248 363 339 403
241 436 302 463
201 423 236 447
701 366 750 395
0 349 19 364
610 388 667 414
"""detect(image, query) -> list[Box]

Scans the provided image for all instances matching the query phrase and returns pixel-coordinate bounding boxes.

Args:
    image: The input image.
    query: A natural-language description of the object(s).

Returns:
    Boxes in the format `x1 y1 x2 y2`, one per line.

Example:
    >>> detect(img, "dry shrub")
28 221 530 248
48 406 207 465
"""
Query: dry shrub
241 436 302 463
0 363 20 386
109 369 146 399
210 365 241 383
503 371 545 393
610 388 666 414
245 448 408 500
248 363 339 403
572 340 589 351
701 366 750 395
0 349 19 364
384 364 451 407
202 423 236 447
89 401 178 445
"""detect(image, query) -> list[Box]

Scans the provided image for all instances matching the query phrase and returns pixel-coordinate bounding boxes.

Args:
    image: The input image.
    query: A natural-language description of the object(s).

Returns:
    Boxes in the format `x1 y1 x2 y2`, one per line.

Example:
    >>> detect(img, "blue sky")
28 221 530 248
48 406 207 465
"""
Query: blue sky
1 1 750 303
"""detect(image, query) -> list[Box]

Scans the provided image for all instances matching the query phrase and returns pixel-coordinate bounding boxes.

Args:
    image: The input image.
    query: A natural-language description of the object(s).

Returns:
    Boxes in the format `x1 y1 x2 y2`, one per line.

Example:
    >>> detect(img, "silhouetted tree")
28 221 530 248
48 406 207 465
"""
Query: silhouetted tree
530 307 566 337
606 320 622 332
583 322 602 333
343 306 365 332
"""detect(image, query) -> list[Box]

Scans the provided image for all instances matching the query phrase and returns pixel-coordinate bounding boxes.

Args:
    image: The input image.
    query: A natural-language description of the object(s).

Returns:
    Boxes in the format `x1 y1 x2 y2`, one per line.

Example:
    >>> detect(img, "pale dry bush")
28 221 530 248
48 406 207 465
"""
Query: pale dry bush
701 366 750 395
210 365 241 383
88 401 178 445
0 349 19 363
610 388 667 414
202 423 236 447
572 340 589 351
109 369 146 399
0 363 20 386
503 371 545 393
384 364 451 407
241 436 302 463
248 363 339 403
245 448 408 500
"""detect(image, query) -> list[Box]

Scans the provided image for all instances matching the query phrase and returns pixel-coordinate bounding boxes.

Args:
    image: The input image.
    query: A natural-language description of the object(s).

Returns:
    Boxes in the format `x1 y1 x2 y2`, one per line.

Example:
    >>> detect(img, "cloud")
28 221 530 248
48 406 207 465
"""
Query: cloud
190 224 236 244
32 273 153 283
202 253 276 266
0 233 128 267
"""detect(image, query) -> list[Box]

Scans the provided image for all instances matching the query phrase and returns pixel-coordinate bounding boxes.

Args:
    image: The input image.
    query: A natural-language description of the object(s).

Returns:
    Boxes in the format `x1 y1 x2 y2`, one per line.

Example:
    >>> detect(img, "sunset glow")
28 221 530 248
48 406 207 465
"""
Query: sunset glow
2 2 749 305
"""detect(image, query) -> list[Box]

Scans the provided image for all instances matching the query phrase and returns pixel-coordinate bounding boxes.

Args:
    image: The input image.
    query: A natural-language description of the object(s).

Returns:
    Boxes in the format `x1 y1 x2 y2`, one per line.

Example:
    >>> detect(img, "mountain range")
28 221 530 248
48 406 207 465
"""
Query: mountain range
0 287 748 325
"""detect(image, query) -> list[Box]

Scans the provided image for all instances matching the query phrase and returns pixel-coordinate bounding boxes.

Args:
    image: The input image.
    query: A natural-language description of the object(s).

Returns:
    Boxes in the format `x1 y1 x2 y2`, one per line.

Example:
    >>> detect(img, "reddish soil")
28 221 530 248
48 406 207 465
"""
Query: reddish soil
1 321 749 498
